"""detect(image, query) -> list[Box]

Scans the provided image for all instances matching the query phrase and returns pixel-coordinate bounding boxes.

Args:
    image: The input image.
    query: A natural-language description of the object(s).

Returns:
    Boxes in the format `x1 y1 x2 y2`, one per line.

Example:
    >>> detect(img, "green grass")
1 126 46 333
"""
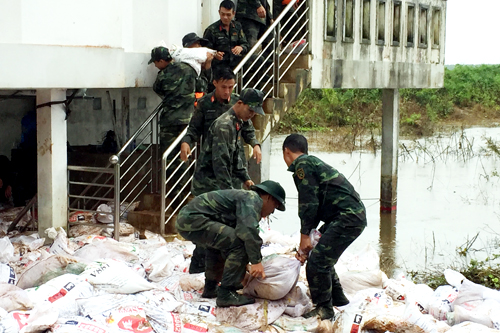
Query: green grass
276 65 500 135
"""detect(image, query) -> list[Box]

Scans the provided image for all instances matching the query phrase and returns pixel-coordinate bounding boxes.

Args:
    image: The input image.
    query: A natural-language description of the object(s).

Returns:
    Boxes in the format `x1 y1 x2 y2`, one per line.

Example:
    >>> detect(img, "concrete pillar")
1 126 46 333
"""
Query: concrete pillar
379 213 397 276
36 89 68 237
248 135 271 184
380 89 399 213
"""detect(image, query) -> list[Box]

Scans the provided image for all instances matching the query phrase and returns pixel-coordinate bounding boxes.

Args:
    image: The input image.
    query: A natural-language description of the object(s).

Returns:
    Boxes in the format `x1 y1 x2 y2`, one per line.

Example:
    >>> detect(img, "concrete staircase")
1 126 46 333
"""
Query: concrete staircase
129 55 311 237
250 54 312 146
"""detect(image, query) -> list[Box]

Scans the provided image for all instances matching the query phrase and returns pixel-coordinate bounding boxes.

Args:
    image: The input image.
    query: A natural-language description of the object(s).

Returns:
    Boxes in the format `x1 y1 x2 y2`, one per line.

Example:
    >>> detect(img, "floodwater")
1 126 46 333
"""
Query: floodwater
268 127 500 275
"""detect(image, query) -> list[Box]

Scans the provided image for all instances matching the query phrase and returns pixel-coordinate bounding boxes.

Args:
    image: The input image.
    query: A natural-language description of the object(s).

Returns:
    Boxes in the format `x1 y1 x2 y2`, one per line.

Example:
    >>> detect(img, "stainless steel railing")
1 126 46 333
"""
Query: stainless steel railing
233 0 310 99
160 127 198 233
67 103 162 240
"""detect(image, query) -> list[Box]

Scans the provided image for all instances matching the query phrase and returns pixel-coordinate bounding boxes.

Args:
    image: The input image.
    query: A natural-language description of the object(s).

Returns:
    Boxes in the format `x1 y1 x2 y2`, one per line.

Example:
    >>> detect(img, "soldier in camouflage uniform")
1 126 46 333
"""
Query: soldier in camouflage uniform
191 88 265 196
204 1 250 74
149 46 197 184
176 180 286 307
182 32 213 97
282 133 367 320
235 0 272 48
180 69 262 274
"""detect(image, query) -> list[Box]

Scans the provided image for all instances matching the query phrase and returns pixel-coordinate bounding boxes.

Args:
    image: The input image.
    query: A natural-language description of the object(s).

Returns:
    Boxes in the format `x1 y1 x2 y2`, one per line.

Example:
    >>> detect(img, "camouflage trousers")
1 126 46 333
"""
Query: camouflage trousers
177 216 248 290
160 124 189 199
306 221 365 306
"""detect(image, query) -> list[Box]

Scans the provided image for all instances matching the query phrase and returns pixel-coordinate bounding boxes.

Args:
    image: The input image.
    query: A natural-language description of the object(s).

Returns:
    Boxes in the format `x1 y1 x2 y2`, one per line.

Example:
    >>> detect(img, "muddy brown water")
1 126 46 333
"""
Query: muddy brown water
268 127 500 276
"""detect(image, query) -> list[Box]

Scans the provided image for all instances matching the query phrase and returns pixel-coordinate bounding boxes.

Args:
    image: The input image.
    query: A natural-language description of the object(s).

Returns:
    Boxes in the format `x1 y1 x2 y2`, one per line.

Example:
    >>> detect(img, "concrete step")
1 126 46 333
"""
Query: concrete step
138 193 162 211
127 210 177 235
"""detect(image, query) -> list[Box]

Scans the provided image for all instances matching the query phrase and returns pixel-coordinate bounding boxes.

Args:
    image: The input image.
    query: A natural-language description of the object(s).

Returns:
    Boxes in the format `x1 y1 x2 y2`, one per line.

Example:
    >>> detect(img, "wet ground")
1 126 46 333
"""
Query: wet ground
268 127 500 275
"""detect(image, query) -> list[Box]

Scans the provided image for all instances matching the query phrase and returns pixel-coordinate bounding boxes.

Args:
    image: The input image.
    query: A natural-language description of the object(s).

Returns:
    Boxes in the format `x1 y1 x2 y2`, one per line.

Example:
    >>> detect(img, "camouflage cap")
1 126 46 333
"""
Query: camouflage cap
239 88 265 115
148 46 172 64
251 180 286 211
182 32 209 48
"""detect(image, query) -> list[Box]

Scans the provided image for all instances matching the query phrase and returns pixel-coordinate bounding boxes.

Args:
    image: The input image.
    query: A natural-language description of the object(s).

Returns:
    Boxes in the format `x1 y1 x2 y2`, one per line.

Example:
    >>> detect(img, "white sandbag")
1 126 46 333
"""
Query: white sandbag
0 237 15 263
1 310 32 333
446 321 500 333
335 243 380 275
444 269 466 288
384 279 409 301
76 294 137 321
104 305 154 333
179 273 205 292
169 45 215 76
339 269 388 296
332 299 368 333
73 239 139 263
272 316 319 332
143 247 176 282
0 263 16 285
49 228 75 256
448 300 500 329
135 289 183 313
177 301 217 320
9 235 44 252
282 282 313 317
0 283 33 311
95 204 113 224
19 304 59 333
404 300 444 333
216 299 286 331
407 283 435 314
24 274 93 317
52 317 110 333
80 259 156 294
428 285 458 320
16 255 83 289
243 255 301 300
454 279 500 311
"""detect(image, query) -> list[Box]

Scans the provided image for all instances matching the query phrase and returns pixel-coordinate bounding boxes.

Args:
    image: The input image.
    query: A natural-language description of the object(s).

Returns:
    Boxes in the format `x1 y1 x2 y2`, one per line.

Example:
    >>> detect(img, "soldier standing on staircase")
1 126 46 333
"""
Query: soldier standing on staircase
148 46 197 164
282 133 367 320
175 180 286 307
180 69 262 274
190 88 265 196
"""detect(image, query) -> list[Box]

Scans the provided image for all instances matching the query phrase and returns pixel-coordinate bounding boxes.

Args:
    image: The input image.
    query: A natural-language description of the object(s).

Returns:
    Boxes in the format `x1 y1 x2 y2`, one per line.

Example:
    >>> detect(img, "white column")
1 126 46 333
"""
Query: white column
36 89 68 237
380 89 399 213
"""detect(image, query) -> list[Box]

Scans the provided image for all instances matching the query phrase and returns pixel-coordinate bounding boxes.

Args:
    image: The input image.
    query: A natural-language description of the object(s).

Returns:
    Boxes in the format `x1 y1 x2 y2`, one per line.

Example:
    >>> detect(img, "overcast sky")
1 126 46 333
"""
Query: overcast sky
446 0 500 65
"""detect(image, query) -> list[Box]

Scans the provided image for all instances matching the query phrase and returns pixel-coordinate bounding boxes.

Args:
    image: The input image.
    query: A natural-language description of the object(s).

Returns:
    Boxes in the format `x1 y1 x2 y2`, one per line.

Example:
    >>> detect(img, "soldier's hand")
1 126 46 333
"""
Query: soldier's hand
215 51 224 60
206 52 214 62
252 145 262 164
244 180 255 189
295 251 307 264
180 142 191 162
250 262 266 279
256 5 266 18
299 233 313 255
231 46 243 56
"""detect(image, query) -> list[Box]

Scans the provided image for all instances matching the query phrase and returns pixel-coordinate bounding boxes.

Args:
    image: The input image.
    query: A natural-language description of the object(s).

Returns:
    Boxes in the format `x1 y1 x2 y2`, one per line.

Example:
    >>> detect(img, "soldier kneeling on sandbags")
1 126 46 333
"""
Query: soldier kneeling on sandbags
175 180 286 307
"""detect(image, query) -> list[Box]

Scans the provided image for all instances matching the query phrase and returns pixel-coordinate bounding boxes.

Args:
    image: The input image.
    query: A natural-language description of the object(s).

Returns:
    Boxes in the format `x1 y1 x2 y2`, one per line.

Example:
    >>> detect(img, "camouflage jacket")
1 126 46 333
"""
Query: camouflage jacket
182 91 259 148
236 0 270 25
153 61 197 126
191 108 250 196
176 189 263 264
288 154 367 235
203 20 249 68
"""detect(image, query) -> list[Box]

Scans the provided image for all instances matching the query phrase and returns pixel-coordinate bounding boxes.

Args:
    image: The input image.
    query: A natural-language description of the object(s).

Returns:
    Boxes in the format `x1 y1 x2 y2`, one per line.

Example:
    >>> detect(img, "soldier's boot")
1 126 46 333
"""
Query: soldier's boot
303 302 334 321
202 280 218 299
216 287 255 307
331 287 350 307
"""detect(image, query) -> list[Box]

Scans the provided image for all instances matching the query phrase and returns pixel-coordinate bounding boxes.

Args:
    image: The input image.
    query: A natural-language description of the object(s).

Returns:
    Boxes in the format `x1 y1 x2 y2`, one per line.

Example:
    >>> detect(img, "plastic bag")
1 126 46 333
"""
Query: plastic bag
339 269 388 296
282 282 313 317
243 255 301 300
96 204 113 224
143 246 176 282
427 285 458 321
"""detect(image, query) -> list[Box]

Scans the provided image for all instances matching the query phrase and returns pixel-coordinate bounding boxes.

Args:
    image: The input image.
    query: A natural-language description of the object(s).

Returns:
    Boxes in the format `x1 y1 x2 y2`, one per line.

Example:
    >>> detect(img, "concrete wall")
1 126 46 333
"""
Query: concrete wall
67 88 161 147
0 0 204 89
310 0 447 89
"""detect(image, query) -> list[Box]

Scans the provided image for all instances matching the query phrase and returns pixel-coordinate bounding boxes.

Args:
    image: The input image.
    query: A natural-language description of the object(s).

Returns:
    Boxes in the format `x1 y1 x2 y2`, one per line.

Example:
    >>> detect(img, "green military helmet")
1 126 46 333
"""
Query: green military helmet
251 180 286 211
239 88 265 115
148 46 172 64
